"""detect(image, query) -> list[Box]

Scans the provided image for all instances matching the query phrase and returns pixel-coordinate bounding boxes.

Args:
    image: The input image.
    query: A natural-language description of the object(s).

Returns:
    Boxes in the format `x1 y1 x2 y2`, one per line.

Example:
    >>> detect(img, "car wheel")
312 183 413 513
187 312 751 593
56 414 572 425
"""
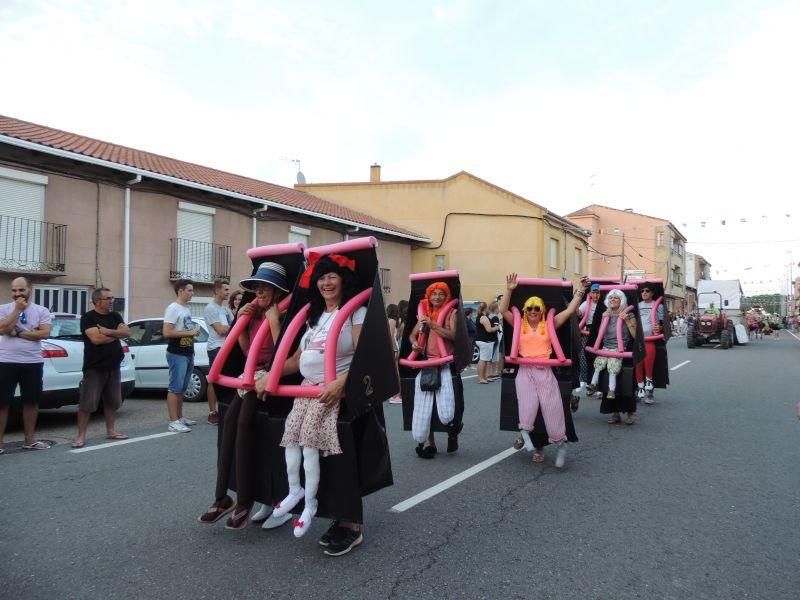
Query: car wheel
472 342 480 364
184 368 208 402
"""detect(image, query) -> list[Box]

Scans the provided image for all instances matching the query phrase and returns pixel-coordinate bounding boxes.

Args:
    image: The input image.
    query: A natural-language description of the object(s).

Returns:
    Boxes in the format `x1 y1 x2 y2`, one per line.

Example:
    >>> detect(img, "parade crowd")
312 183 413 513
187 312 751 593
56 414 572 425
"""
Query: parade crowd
2 239 799 559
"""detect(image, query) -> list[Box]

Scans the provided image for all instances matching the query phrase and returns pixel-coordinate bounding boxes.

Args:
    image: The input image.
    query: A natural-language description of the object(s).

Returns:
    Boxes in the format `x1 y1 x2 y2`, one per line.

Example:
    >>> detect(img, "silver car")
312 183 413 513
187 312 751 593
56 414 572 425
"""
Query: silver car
125 318 210 402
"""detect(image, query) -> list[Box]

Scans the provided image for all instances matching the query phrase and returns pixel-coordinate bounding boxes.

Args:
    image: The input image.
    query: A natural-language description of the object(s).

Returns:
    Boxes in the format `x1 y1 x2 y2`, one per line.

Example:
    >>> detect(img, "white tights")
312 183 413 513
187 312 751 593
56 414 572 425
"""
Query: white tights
277 445 319 537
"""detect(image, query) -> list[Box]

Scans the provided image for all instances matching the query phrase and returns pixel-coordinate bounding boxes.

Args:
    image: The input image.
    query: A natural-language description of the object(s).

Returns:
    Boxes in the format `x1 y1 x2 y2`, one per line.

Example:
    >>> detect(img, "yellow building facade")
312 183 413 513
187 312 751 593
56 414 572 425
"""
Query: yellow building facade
298 167 589 303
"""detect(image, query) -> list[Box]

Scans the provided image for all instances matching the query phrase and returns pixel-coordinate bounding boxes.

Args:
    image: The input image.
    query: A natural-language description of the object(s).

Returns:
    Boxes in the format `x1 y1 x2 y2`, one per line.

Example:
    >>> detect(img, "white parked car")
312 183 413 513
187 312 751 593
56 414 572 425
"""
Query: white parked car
125 317 210 402
5 313 136 411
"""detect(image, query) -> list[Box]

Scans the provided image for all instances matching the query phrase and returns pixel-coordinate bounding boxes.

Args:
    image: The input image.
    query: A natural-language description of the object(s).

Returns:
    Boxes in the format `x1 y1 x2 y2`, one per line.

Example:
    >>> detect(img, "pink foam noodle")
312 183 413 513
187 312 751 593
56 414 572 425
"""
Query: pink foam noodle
598 284 638 292
246 242 306 260
265 303 311 395
399 299 458 368
207 298 259 388
408 270 460 281
579 296 593 335
505 307 571 367
269 289 372 399
305 236 377 257
645 296 665 341
514 278 573 287
240 294 293 387
585 306 634 358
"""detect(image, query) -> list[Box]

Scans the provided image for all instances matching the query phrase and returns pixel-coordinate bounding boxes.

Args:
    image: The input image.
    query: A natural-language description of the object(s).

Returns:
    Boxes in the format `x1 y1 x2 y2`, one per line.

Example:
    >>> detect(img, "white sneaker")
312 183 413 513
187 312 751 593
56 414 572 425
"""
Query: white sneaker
168 420 191 433
637 386 646 401
555 444 567 468
251 504 270 523
179 416 197 426
262 512 293 530
644 379 654 393
644 395 655 405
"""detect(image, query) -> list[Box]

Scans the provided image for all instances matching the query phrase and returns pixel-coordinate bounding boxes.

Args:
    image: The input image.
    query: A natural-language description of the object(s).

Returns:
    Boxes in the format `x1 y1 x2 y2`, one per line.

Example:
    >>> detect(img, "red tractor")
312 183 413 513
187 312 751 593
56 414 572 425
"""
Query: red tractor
687 292 736 349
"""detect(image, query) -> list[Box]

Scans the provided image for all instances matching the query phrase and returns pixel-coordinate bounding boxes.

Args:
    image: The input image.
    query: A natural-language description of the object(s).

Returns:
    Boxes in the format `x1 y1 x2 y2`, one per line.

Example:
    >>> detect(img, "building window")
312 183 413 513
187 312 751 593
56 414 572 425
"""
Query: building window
288 225 310 246
434 255 446 271
549 239 559 269
574 248 582 274
656 231 664 247
379 268 391 294
672 272 683 287
33 285 89 315
176 202 214 280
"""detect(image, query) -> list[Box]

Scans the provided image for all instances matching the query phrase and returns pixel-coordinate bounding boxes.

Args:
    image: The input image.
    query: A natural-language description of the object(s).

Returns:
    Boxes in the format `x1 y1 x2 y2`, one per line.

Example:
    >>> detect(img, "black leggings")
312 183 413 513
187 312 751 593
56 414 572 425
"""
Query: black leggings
215 392 259 507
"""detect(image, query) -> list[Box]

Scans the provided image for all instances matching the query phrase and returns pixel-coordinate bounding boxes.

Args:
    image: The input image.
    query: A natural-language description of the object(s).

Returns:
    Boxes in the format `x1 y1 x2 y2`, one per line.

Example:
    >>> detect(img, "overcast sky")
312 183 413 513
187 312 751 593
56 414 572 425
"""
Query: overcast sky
1 0 798 295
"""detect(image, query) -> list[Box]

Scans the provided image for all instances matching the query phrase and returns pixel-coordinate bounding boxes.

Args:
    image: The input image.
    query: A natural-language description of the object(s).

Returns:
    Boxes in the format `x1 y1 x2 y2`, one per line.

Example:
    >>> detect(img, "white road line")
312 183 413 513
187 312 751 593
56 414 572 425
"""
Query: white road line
389 447 519 513
670 360 691 371
787 330 800 342
713 344 721 349
69 431 178 453
462 374 478 380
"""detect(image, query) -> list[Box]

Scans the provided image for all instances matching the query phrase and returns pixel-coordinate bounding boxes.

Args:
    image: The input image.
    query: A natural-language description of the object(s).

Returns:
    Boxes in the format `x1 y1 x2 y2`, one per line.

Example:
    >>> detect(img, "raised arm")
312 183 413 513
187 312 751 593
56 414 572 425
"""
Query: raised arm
553 277 590 329
499 274 516 325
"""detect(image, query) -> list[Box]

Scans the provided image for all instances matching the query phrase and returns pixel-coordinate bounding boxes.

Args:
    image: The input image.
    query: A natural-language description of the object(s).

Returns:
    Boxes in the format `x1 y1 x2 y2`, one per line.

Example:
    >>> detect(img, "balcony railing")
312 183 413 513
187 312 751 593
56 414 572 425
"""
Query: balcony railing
0 214 67 273
170 238 231 283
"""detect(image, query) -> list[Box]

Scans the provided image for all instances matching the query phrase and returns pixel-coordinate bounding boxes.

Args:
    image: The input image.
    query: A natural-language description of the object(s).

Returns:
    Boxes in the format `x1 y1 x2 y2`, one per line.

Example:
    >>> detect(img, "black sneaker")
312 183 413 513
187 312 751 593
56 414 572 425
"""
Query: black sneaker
318 520 342 547
323 527 363 556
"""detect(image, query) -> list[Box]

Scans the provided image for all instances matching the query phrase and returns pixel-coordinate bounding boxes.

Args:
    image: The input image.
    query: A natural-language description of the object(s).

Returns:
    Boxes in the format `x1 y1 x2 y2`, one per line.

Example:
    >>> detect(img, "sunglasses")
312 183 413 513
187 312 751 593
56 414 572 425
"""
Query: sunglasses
19 312 27 324
642 289 652 293
525 306 542 313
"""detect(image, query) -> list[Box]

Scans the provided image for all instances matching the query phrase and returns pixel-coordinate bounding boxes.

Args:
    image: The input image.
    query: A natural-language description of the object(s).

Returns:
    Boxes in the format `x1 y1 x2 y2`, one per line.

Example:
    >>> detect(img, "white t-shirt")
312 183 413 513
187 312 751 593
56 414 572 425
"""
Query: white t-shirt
299 306 367 384
163 302 195 355
578 299 597 326
203 300 234 351
638 300 664 337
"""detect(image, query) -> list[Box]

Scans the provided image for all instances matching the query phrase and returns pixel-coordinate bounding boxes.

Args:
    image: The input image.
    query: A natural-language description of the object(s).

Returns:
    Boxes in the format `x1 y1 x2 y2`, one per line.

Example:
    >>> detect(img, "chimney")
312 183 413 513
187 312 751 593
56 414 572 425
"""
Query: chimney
624 208 633 212
370 163 381 183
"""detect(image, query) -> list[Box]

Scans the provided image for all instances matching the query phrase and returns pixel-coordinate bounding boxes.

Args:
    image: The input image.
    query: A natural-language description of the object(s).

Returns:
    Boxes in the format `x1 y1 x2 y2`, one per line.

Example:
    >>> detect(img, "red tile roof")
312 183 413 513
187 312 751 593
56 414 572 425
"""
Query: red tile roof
0 114 428 241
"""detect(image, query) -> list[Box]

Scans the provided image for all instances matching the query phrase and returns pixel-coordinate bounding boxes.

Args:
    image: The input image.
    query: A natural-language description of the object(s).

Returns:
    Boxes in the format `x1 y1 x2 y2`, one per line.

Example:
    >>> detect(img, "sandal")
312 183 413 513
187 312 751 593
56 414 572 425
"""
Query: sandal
513 437 525 450
607 414 621 424
625 413 637 426
22 441 50 450
198 496 235 524
570 394 580 413
532 451 545 463
225 505 252 530
105 432 129 440
70 440 85 449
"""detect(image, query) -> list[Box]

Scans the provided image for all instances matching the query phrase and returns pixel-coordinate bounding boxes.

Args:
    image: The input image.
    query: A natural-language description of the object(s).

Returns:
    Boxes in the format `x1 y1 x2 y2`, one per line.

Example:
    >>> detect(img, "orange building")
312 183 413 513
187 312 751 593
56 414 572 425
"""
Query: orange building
566 204 687 314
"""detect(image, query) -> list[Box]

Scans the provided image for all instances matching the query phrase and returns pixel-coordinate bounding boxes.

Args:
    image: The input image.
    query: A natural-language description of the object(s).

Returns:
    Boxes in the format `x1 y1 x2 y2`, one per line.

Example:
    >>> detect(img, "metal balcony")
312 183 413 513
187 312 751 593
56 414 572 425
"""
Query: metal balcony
0 214 67 274
169 238 231 283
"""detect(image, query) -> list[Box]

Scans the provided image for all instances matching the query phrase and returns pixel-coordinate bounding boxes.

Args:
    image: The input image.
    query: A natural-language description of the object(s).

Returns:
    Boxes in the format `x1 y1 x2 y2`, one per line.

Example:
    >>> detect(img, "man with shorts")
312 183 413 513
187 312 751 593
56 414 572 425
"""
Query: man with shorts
202 278 233 425
0 277 53 452
164 279 202 433
71 287 130 448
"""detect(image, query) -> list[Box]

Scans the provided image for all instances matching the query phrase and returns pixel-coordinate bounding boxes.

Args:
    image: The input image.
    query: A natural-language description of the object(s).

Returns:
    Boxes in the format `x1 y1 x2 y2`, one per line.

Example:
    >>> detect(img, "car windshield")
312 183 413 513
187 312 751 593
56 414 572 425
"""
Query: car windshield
50 317 82 339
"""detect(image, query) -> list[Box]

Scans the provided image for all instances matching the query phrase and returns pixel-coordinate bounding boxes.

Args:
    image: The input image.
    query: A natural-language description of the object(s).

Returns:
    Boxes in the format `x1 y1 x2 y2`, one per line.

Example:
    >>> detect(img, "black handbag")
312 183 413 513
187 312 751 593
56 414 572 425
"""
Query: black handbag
420 366 441 391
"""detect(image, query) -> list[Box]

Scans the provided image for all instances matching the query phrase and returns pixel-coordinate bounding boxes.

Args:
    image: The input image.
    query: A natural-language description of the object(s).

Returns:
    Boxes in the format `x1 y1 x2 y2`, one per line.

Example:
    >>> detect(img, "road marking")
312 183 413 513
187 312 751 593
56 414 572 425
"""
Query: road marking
670 360 691 371
713 344 721 349
788 330 800 342
463 374 478 380
389 447 518 513
69 431 178 453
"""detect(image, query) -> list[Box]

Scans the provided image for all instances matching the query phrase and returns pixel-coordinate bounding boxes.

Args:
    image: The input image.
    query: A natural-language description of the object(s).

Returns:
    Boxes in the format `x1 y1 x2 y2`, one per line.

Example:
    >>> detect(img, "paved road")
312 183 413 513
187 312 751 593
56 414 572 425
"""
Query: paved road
2 336 799 599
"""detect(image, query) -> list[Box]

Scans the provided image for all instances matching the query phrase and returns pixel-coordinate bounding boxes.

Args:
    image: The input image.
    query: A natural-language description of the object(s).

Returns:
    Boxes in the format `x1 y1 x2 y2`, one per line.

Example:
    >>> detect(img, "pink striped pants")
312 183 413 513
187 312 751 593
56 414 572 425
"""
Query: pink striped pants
514 365 566 444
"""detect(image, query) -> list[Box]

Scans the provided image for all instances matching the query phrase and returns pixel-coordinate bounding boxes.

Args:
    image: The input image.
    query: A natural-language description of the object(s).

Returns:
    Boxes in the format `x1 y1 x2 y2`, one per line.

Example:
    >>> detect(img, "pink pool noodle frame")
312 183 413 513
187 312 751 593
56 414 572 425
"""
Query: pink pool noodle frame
399 299 459 368
585 304 635 358
505 307 572 367
261 236 380 398
207 242 305 389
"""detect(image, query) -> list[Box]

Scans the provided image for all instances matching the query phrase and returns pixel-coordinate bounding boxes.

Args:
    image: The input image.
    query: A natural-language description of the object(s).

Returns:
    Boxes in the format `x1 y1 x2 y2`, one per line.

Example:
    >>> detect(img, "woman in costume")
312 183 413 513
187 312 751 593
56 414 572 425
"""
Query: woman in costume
575 283 602 402
256 254 365 545
635 284 664 404
198 263 290 529
500 273 589 467
408 281 460 457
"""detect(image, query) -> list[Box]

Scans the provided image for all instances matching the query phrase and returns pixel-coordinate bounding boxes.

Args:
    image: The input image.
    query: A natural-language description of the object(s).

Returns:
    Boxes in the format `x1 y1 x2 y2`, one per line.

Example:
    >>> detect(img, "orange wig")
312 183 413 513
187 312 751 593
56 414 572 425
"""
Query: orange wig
424 281 452 322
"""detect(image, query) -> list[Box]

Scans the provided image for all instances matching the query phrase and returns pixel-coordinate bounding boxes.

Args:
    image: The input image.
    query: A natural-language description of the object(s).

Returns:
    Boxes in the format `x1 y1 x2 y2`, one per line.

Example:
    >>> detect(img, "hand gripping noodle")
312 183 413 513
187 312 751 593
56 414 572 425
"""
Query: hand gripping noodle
640 278 665 342
265 237 376 398
207 243 305 389
585 285 638 359
579 277 620 335
506 278 573 367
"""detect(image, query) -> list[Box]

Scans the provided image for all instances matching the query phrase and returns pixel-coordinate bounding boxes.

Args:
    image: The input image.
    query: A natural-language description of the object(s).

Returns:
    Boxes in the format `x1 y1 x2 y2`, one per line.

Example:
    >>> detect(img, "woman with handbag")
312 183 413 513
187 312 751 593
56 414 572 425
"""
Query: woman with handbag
408 281 459 458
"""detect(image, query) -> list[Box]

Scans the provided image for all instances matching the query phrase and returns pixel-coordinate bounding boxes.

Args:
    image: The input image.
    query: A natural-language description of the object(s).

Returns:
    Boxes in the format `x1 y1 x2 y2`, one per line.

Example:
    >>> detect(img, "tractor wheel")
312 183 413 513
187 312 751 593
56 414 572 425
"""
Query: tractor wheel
730 325 738 346
720 329 731 349
687 326 696 348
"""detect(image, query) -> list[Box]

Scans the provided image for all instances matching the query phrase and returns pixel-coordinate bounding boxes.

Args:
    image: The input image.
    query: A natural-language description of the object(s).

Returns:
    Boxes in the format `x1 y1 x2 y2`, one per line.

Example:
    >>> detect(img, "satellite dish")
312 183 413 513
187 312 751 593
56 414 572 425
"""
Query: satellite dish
296 171 306 184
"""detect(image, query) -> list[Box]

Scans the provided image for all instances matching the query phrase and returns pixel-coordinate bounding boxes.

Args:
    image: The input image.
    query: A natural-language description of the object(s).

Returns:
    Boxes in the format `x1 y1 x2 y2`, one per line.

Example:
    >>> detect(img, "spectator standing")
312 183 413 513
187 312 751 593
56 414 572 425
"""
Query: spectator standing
488 302 503 380
0 277 53 452
464 307 477 350
229 289 243 315
164 279 202 433
203 279 234 425
71 287 130 448
475 302 499 384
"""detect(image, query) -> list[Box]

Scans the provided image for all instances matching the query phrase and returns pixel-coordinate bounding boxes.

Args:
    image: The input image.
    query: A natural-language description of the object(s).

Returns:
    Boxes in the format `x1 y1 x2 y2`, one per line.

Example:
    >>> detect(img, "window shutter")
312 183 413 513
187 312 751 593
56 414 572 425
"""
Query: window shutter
177 209 212 242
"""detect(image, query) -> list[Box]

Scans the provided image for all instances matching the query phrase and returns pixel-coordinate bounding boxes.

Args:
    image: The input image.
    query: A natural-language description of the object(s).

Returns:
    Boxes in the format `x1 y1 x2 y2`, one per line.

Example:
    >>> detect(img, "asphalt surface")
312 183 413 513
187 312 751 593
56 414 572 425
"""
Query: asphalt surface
1 335 799 599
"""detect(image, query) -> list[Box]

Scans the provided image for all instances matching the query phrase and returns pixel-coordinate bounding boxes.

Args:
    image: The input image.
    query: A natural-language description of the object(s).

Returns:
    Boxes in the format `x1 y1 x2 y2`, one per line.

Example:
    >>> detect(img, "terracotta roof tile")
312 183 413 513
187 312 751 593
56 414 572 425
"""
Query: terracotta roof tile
0 114 427 241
